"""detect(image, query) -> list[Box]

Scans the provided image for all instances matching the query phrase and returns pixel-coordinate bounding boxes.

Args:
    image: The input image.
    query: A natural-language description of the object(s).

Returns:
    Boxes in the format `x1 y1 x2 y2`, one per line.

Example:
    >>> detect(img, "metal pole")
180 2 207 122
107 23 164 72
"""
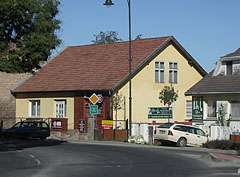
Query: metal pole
127 0 132 136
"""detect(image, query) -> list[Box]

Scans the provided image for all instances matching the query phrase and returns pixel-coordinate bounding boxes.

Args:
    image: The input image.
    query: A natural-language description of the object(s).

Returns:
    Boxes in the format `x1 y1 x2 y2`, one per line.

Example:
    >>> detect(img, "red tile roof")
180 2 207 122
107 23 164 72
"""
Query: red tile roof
13 36 206 93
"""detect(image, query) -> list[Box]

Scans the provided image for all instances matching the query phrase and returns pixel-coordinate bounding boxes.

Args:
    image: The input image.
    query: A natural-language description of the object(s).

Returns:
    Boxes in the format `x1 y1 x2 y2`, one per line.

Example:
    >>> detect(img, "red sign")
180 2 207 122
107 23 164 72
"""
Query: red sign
102 124 113 130
101 120 113 133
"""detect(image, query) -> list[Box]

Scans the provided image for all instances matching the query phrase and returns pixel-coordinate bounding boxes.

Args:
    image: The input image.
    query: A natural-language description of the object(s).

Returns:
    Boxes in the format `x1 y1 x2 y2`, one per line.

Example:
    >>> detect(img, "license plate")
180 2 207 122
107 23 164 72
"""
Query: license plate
159 130 166 134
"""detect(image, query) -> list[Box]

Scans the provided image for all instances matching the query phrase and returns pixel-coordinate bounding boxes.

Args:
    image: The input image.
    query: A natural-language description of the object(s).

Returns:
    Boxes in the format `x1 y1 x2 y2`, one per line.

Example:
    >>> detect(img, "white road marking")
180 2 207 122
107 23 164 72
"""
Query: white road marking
29 154 41 166
35 159 41 166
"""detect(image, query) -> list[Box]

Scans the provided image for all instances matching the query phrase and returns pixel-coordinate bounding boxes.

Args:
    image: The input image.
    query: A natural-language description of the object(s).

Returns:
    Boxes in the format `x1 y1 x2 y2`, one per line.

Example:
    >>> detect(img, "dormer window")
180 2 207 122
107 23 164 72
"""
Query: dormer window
226 61 232 75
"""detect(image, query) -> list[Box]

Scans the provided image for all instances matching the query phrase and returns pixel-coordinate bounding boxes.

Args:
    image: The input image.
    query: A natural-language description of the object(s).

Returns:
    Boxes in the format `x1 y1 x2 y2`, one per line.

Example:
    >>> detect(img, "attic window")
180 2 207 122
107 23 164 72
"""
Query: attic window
226 61 233 75
155 62 165 83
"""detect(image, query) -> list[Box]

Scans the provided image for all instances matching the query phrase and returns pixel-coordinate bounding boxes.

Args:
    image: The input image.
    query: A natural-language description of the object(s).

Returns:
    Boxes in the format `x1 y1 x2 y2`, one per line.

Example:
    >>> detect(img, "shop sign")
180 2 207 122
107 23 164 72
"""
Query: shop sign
52 120 62 128
192 96 203 123
102 120 113 130
148 107 172 119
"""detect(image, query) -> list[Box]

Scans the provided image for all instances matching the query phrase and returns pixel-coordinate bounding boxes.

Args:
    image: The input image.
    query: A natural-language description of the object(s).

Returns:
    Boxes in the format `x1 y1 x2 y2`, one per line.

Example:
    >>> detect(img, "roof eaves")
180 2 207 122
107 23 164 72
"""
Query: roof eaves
170 37 207 77
11 73 33 93
185 91 240 96
11 47 70 94
12 88 112 95
220 56 240 62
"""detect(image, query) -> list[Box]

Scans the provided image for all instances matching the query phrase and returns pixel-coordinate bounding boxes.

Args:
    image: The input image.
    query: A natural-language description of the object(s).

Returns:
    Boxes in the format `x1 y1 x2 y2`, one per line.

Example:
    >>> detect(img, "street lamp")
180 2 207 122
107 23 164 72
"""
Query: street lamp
103 0 132 136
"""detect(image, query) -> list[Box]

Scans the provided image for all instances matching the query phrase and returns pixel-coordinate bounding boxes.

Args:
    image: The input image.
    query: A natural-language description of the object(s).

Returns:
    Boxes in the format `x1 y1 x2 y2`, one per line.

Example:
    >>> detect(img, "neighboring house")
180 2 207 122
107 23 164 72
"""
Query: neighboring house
0 72 29 128
11 36 206 141
185 48 240 132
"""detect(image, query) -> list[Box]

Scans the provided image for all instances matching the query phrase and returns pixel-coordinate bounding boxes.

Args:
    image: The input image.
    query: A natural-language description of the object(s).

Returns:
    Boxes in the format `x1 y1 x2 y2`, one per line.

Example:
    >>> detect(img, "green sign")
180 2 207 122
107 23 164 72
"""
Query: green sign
90 105 98 115
192 96 203 123
148 107 172 119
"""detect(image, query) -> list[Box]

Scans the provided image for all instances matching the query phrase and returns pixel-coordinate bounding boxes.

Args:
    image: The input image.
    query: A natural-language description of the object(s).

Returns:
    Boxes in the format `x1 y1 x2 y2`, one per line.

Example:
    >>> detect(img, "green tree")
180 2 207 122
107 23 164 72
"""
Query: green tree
92 31 122 44
0 0 61 73
135 34 143 40
159 85 178 123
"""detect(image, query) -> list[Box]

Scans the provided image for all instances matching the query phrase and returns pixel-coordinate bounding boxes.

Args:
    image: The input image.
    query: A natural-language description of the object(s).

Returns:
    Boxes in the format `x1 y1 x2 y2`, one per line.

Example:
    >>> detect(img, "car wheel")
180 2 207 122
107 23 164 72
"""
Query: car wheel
177 138 187 147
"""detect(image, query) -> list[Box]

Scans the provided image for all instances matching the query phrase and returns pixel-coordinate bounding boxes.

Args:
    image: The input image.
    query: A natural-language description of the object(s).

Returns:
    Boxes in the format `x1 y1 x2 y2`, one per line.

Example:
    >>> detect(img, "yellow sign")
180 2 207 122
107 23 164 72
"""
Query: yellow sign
89 93 99 105
102 120 113 125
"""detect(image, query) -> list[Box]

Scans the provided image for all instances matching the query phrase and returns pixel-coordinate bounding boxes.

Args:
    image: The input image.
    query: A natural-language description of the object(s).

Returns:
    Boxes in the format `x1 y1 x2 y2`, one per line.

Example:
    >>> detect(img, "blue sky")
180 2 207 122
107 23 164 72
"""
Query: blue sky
57 0 240 73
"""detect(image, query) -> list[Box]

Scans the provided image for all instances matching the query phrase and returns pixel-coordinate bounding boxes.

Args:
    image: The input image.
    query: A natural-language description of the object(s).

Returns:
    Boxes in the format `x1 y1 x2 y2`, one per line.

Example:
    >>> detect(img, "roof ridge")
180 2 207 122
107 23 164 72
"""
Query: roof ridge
69 36 172 48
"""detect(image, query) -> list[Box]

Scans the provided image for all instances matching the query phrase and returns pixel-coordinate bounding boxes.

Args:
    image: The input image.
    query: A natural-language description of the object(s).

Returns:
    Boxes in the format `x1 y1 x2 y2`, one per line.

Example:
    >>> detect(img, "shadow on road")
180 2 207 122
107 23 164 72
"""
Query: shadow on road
0 138 66 152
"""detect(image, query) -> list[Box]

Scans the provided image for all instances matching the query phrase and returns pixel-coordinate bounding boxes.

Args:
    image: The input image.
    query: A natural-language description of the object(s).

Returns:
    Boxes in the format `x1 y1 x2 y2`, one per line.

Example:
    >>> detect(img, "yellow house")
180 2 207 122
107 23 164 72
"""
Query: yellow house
12 36 206 141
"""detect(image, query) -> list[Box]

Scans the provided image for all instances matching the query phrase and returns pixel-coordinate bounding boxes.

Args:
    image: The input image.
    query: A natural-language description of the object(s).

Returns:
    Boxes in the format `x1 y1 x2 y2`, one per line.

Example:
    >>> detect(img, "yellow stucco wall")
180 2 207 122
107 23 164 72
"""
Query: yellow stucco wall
115 44 203 124
16 96 74 129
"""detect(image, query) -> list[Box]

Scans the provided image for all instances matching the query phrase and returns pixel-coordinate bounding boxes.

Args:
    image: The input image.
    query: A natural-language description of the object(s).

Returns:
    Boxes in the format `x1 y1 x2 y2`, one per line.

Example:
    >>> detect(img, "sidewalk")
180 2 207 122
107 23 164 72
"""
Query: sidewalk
209 152 240 163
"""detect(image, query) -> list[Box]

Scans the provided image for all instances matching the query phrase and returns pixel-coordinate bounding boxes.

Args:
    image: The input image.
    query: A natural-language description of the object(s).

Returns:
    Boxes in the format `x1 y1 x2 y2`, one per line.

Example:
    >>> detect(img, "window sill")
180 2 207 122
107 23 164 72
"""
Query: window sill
204 117 217 121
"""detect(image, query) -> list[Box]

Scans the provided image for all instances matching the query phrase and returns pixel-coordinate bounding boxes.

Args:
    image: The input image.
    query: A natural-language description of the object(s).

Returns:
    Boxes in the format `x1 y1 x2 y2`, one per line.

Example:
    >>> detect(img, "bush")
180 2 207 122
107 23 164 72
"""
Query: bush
202 140 240 150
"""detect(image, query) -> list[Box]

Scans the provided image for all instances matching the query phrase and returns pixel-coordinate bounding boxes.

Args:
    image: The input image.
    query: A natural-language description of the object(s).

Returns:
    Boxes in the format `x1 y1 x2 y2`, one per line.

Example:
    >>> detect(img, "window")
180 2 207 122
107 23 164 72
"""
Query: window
55 100 67 118
207 101 216 117
13 122 21 128
186 100 192 119
187 127 195 134
30 100 40 117
169 62 178 83
173 125 188 132
231 102 240 118
155 61 165 83
226 61 232 75
196 129 206 136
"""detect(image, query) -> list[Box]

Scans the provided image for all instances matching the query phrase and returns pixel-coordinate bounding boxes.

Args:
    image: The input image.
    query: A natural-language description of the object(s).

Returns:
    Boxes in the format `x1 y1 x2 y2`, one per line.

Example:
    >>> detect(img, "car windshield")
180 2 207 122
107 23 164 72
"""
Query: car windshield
12 122 21 128
158 123 174 128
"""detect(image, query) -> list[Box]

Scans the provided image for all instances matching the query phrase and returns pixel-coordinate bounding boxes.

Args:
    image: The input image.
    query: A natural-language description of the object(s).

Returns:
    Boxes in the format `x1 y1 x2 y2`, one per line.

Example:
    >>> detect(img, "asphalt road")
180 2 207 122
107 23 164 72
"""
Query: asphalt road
0 140 239 177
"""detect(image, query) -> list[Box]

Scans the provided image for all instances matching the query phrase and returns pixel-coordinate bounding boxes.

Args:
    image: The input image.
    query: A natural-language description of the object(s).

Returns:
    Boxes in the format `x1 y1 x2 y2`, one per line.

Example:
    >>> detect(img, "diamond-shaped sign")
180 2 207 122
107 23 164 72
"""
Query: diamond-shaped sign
89 93 99 105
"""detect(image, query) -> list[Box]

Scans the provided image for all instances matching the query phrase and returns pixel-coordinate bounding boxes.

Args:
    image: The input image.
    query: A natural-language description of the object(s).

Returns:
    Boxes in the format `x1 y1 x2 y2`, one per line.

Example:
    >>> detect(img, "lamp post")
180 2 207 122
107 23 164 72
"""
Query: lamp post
103 0 132 136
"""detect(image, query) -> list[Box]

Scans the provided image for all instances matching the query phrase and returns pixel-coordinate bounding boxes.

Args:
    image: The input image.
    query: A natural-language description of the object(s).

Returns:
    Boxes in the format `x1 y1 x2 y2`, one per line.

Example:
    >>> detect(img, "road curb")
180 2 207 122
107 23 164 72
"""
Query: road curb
209 152 240 163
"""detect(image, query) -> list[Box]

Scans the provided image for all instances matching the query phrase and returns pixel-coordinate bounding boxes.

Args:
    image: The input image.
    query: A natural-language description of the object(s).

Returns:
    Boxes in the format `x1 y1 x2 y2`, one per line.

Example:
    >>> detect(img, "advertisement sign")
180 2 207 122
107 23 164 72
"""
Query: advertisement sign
52 120 62 128
192 96 203 123
148 107 172 119
102 120 113 130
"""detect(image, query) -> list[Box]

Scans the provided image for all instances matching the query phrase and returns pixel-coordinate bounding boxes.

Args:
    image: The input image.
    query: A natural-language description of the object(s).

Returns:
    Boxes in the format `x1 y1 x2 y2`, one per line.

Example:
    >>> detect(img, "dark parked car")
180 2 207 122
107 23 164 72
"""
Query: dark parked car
2 121 50 139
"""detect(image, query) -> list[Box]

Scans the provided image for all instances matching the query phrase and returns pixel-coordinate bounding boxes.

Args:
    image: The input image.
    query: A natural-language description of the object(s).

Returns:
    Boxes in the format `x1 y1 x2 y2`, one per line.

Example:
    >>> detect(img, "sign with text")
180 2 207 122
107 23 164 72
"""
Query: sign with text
90 105 98 115
101 120 113 133
148 107 172 119
52 120 62 128
192 96 203 123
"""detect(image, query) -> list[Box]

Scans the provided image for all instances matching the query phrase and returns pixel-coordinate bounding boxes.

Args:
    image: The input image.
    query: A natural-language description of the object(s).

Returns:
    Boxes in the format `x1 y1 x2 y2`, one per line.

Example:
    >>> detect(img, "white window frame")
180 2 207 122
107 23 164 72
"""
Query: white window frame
169 62 178 84
155 61 165 83
207 100 217 118
186 100 192 119
55 100 67 118
29 100 40 117
231 102 240 118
